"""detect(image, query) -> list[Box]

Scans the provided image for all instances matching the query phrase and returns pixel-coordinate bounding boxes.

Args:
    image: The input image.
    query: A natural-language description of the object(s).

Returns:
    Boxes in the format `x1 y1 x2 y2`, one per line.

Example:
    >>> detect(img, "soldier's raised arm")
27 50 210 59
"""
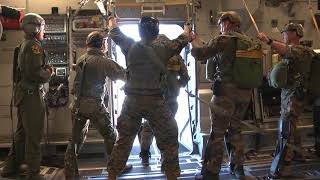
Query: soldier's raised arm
163 24 192 60
178 56 190 87
191 36 227 62
104 58 126 81
108 17 135 58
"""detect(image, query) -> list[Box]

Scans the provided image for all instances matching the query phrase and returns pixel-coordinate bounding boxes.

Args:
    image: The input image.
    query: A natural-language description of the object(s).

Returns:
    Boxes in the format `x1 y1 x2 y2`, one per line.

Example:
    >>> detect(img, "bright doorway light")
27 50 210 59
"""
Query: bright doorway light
112 23 192 151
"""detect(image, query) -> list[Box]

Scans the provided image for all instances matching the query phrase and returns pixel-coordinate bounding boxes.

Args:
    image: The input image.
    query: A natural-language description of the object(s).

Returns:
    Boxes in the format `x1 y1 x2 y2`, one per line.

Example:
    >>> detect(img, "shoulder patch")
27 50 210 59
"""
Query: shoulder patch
31 44 41 54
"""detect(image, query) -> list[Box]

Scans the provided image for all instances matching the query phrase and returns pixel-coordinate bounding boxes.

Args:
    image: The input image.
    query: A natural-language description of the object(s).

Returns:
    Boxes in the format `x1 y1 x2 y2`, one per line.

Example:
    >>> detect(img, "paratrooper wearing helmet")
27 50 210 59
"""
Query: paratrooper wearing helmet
1 13 54 180
106 16 192 180
192 11 262 180
258 23 313 179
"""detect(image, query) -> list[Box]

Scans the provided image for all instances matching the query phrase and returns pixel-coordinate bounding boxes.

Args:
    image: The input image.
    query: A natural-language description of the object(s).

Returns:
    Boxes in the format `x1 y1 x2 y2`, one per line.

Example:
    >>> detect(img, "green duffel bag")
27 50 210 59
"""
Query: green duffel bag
269 61 288 88
233 49 264 88
309 54 320 96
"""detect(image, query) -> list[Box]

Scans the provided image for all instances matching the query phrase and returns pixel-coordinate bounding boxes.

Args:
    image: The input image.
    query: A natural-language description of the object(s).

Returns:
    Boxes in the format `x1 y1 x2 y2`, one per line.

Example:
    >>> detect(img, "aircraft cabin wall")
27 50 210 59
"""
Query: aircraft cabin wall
0 0 319 149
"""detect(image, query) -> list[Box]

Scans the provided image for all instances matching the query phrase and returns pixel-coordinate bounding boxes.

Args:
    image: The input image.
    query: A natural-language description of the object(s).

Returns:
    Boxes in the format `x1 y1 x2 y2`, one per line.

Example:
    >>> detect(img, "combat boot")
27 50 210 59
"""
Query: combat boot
108 173 117 180
26 173 45 180
195 170 219 180
229 163 235 174
64 167 80 180
233 165 245 180
139 150 151 166
121 164 133 174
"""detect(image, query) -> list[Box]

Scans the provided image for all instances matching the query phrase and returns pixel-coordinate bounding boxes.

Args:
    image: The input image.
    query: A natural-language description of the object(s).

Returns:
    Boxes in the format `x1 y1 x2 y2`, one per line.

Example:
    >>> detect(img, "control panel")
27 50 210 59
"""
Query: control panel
42 15 67 33
41 14 69 107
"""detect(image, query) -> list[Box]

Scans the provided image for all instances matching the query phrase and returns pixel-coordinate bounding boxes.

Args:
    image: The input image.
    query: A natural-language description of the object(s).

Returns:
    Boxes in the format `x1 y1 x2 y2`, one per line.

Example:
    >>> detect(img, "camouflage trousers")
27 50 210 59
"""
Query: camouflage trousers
64 97 116 179
273 88 304 171
4 91 45 179
107 95 180 178
138 97 178 152
204 84 251 174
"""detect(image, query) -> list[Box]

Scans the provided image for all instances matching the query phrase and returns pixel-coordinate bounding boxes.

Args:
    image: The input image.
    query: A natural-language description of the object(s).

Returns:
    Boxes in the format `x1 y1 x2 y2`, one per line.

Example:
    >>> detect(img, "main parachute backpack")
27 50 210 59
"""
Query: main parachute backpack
233 48 264 88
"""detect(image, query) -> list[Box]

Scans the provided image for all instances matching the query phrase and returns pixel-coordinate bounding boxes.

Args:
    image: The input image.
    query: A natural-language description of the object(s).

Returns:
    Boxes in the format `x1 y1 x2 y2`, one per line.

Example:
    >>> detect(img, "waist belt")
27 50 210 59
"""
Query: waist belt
126 92 163 97
19 82 44 95
125 88 163 97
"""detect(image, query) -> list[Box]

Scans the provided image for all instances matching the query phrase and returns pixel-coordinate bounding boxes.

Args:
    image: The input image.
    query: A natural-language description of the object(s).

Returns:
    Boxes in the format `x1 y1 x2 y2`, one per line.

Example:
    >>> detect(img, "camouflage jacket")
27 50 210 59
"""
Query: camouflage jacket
17 35 51 90
108 27 190 96
281 44 313 88
166 55 190 98
191 31 260 84
72 48 125 101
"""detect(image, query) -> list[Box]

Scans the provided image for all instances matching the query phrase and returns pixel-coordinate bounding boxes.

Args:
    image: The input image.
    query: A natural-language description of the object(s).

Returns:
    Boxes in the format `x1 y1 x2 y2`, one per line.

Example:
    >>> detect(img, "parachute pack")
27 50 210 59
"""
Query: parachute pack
205 34 264 88
269 51 320 97
233 49 264 88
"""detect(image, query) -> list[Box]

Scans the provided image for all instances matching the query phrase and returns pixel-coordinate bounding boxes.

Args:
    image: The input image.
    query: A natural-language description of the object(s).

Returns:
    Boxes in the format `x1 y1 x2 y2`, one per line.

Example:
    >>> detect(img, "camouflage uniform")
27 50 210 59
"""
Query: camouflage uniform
107 26 189 179
1 15 51 180
271 45 313 176
138 54 190 160
191 31 260 177
64 47 125 179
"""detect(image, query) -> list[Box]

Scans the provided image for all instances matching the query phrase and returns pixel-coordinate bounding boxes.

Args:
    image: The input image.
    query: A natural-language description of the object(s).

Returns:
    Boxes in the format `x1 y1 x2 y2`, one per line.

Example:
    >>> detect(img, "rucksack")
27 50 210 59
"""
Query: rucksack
269 48 319 97
233 48 264 88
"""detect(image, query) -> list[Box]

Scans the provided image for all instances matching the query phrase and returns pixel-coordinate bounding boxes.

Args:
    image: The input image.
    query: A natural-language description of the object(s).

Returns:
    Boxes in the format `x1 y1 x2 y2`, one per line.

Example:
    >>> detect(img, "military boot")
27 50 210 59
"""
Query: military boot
108 173 117 180
64 168 80 180
195 170 219 180
139 150 151 166
121 164 133 174
26 173 45 180
167 175 178 180
233 165 245 180
229 163 235 174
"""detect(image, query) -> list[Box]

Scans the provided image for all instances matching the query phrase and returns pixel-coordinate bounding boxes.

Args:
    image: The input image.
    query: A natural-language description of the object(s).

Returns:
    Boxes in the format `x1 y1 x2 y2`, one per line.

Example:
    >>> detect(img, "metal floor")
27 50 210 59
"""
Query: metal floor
1 146 320 180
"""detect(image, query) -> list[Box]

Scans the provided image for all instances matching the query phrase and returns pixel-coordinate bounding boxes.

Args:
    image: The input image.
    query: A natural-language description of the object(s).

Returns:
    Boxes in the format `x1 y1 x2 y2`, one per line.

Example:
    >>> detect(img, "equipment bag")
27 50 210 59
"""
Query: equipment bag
233 49 264 88
268 61 289 88
206 57 216 82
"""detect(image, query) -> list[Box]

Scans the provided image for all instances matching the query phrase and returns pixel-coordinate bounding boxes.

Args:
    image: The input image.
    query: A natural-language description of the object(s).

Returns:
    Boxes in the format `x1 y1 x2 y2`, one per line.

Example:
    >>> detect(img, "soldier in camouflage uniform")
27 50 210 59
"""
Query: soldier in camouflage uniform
63 31 132 180
0 13 54 180
138 37 190 166
258 23 314 178
107 16 192 180
191 11 260 180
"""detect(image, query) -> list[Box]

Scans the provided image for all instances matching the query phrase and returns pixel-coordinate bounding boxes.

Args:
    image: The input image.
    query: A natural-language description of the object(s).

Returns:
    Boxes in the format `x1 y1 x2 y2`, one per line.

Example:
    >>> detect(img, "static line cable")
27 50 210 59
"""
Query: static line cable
185 90 267 135
242 0 260 34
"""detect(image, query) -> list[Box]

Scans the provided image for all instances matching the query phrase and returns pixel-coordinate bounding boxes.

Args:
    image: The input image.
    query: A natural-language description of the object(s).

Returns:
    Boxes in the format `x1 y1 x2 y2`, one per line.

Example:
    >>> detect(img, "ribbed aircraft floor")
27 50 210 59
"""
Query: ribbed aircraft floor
1 146 320 180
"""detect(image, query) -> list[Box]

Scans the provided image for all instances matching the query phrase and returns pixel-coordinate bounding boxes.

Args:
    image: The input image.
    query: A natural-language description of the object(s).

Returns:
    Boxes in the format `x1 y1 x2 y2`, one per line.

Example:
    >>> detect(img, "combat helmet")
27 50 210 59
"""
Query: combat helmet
281 23 304 37
139 16 159 41
218 11 241 25
21 13 45 34
86 31 106 48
